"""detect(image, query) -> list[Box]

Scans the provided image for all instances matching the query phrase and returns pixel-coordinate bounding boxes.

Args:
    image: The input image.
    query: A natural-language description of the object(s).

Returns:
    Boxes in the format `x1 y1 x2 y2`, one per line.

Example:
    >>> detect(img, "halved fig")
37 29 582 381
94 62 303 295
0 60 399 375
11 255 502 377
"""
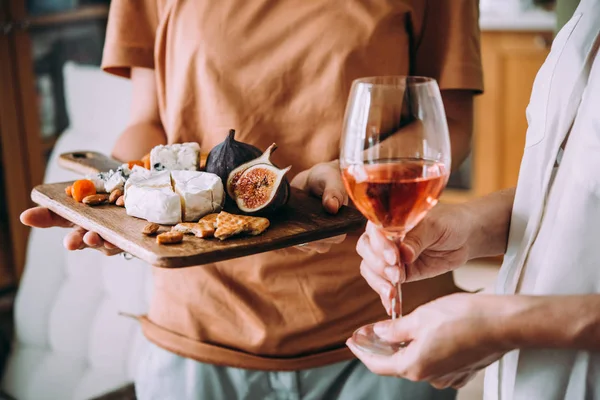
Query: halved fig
233 163 291 215
227 143 277 199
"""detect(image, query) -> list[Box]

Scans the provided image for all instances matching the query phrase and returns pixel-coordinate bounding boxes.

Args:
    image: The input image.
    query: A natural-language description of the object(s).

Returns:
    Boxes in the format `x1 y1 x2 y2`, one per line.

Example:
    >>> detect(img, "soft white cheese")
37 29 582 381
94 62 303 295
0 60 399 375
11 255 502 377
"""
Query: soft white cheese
124 170 181 224
104 172 127 193
171 171 224 221
117 164 132 178
124 169 224 225
125 185 182 225
150 142 201 171
124 168 169 193
85 165 132 194
85 174 106 193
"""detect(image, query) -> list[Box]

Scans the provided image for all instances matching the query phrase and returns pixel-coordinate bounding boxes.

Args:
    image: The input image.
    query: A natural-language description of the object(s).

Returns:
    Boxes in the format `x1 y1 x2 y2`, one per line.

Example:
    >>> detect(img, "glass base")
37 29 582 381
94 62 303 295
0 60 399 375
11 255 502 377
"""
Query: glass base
352 323 407 356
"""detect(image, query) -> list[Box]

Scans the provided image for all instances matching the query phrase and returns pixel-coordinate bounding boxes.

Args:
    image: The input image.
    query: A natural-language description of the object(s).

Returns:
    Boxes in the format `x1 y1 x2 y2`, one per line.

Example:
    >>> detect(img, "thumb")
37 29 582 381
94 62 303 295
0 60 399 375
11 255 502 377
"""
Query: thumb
20 207 73 229
308 165 347 214
373 314 416 344
400 218 439 264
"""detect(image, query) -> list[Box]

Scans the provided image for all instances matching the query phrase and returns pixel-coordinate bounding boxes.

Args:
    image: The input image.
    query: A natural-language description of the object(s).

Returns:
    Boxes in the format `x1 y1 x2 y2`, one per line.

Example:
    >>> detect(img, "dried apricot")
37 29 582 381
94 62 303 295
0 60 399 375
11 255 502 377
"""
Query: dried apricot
128 160 145 169
72 179 97 202
65 185 73 197
141 153 151 170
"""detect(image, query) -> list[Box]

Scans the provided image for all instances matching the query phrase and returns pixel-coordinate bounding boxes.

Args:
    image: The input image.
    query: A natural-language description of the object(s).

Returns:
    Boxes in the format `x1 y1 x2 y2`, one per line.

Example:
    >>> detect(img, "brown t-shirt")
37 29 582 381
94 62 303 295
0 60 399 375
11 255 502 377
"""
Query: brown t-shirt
102 0 483 370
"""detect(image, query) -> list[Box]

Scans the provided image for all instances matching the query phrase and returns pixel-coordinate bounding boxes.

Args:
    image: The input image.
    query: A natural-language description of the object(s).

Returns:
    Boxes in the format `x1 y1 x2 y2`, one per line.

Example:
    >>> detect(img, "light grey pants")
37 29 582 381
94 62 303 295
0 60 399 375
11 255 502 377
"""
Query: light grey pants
135 342 456 400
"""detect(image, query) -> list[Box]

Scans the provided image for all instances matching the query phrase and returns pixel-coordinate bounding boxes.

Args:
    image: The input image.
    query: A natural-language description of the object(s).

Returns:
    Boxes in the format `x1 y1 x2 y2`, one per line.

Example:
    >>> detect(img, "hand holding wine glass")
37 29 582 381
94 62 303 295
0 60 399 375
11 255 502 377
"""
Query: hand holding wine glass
340 76 451 355
357 204 474 315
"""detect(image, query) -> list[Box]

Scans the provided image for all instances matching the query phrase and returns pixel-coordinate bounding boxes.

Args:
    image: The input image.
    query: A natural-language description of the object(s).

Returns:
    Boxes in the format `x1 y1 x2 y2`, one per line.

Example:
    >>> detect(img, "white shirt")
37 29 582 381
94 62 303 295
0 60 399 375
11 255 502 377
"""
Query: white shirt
484 1 600 399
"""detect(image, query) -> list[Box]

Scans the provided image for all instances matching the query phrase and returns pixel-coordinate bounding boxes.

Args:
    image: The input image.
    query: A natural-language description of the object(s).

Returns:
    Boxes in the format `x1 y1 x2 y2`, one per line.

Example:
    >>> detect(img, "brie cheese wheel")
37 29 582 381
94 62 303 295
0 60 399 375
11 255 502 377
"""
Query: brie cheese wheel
150 142 201 171
124 167 167 193
124 170 180 224
125 185 182 225
124 169 224 225
171 171 224 221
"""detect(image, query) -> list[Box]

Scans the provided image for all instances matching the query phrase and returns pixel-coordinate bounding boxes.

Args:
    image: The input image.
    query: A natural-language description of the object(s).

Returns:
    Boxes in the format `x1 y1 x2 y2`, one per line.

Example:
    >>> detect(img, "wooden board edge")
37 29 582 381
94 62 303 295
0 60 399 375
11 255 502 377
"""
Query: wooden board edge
152 217 367 268
58 151 122 176
31 185 367 269
30 186 159 265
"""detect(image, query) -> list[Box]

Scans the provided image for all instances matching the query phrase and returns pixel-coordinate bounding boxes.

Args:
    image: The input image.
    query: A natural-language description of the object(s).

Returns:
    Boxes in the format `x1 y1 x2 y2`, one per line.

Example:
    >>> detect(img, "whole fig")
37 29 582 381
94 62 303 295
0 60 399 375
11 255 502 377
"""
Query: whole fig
205 129 262 193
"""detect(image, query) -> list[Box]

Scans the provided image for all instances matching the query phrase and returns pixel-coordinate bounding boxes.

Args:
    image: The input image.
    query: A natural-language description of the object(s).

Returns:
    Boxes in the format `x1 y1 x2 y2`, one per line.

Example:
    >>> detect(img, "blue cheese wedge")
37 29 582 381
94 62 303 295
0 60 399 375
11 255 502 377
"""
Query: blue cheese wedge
171 171 224 221
86 174 107 193
104 172 127 193
150 142 201 171
86 165 132 193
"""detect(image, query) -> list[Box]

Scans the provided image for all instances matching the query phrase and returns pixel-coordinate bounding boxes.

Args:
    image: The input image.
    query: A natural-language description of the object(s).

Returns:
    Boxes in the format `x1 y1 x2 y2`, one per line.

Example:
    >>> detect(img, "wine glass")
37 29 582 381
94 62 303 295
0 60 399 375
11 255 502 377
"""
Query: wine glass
340 76 451 355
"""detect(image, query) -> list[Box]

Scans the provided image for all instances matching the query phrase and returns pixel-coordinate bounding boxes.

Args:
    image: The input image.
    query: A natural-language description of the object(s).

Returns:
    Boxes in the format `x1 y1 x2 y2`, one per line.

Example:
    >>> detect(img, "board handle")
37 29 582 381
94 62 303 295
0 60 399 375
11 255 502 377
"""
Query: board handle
59 151 210 176
58 151 122 176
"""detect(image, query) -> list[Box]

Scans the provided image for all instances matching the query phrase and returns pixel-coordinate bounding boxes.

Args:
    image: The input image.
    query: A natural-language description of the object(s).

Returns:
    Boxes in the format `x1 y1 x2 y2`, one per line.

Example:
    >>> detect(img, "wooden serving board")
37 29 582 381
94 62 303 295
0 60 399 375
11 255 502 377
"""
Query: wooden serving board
32 152 366 268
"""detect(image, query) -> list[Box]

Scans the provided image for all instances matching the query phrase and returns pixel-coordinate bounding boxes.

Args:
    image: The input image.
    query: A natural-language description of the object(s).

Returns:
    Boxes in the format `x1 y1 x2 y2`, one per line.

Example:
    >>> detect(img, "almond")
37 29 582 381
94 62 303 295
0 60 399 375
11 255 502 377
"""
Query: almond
115 195 125 207
156 231 183 245
82 194 109 206
109 189 124 204
142 223 160 236
65 185 73 197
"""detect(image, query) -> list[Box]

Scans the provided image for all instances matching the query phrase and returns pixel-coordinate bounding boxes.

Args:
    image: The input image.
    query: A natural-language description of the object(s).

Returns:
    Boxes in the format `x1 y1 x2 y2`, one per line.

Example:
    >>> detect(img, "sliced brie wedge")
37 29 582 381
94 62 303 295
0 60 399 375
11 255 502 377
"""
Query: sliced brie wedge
171 171 224 222
124 170 181 224
125 185 182 225
123 169 225 225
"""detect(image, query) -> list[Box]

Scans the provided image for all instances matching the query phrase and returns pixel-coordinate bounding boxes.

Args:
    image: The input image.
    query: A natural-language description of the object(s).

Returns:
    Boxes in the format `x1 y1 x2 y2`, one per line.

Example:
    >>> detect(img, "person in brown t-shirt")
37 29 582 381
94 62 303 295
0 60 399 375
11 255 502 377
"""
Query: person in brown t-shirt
22 0 483 398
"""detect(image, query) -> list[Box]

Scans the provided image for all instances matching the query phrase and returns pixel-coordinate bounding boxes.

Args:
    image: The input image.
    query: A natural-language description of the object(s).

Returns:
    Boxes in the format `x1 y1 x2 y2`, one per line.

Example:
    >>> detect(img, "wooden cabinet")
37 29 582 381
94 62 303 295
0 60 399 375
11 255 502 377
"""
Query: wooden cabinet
0 2 108 286
444 30 553 203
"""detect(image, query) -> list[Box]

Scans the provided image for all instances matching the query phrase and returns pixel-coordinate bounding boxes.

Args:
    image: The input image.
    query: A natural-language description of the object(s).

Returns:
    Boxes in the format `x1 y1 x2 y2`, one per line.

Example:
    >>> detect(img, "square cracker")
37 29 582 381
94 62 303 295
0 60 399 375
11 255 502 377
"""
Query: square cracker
192 219 216 238
214 212 270 240
215 212 248 240
243 215 270 236
171 223 198 235
171 213 220 238
200 213 219 228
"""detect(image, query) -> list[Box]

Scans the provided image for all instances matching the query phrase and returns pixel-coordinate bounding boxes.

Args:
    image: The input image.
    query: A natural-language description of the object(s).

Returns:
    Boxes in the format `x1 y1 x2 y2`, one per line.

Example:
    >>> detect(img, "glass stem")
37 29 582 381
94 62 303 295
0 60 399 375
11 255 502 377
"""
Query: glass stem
392 283 402 320
389 234 405 320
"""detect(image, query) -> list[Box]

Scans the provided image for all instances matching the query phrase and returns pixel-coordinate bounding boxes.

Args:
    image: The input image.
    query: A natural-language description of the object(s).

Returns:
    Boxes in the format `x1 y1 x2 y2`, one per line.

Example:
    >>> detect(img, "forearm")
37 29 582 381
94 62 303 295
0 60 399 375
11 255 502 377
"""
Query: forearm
112 67 167 162
111 121 167 162
466 187 516 259
448 117 471 170
442 89 474 171
498 295 600 352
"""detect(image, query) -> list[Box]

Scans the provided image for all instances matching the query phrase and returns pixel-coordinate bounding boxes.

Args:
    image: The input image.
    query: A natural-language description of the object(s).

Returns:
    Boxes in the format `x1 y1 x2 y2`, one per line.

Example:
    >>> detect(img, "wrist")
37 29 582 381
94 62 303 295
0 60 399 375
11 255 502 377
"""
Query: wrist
464 188 515 260
489 295 600 351
489 296 538 350
462 201 490 261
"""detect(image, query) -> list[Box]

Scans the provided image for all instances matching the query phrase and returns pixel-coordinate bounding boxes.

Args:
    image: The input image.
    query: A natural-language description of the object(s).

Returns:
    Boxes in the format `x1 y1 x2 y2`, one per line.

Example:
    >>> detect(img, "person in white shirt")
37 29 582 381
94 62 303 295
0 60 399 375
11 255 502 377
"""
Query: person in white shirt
347 1 600 398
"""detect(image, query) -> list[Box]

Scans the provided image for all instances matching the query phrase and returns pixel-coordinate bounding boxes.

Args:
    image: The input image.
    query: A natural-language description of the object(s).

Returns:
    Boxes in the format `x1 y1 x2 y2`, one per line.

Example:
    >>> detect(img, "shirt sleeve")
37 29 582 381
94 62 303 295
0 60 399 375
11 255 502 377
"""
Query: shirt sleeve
101 0 159 78
412 0 484 93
